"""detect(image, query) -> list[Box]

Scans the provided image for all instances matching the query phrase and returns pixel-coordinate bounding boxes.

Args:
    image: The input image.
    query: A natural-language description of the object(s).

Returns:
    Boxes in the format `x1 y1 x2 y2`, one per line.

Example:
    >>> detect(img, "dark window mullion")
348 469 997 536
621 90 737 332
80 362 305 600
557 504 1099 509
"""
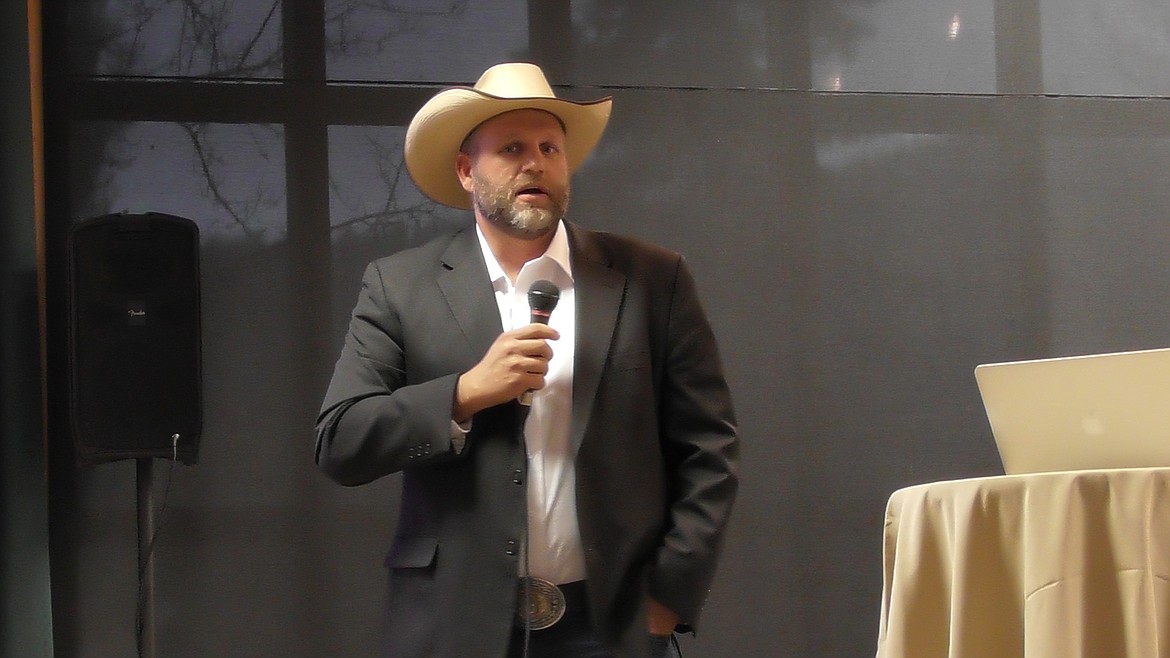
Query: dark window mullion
279 0 336 647
281 0 331 380
280 9 334 404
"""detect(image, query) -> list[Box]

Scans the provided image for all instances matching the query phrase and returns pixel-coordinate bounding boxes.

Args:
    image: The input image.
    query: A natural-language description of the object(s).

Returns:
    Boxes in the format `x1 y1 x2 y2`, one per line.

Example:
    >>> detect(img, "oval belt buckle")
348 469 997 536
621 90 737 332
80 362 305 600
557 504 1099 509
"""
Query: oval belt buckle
515 577 566 630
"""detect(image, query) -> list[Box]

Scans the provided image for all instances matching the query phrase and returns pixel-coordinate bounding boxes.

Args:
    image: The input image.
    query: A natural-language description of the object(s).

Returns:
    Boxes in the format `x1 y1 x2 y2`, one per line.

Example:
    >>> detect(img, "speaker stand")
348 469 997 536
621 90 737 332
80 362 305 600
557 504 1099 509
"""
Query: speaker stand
137 458 156 658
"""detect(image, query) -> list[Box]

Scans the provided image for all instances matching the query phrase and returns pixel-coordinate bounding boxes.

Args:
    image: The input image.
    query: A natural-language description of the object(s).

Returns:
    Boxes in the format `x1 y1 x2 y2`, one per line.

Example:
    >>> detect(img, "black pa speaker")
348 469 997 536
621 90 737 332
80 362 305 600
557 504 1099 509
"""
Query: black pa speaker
68 212 203 465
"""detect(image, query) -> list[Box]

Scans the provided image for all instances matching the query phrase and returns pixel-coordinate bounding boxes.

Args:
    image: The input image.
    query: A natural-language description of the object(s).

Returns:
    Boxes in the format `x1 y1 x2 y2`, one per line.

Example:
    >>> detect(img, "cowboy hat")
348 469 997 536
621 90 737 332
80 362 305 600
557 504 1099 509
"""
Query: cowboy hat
404 62 613 209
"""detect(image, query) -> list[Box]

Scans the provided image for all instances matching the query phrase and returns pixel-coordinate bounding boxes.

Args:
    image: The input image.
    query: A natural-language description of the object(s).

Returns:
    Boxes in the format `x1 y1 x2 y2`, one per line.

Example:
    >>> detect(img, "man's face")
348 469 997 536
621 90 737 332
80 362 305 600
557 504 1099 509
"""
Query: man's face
457 109 571 239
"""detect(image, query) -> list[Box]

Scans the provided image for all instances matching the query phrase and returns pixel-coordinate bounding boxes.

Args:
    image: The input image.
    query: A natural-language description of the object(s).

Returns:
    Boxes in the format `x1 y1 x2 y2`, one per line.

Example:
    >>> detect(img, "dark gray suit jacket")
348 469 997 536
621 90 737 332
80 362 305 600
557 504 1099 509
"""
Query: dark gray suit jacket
316 222 739 658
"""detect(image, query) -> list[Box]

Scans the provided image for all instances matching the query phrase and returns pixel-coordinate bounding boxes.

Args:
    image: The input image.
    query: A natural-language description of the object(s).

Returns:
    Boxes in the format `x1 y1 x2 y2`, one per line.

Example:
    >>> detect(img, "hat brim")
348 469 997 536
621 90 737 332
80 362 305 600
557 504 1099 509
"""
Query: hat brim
405 88 613 209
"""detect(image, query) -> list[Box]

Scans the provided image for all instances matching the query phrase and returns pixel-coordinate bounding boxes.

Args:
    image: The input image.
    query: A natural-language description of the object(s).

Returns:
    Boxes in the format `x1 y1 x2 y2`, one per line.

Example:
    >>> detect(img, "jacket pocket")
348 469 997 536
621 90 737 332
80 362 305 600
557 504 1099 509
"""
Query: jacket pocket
384 535 438 569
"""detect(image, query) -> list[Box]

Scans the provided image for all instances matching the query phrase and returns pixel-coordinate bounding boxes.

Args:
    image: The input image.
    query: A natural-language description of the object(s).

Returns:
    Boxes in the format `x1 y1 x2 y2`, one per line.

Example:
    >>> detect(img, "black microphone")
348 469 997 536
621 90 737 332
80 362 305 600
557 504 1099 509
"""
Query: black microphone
519 280 560 405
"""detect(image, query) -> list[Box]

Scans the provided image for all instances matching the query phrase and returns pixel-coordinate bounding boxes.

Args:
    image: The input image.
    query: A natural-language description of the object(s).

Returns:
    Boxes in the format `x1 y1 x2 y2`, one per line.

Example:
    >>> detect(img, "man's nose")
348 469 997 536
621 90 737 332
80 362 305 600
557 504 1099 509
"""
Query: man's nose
520 149 546 173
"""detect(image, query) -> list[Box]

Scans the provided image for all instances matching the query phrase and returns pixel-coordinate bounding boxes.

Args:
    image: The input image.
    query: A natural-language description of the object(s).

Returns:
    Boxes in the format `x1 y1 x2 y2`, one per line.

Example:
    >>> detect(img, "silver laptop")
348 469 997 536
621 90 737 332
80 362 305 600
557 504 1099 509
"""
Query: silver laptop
974 346 1170 475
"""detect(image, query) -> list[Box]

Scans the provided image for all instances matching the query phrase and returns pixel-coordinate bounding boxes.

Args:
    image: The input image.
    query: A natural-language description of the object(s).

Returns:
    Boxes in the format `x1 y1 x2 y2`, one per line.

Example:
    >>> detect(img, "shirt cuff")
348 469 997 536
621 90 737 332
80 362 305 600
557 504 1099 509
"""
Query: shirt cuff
450 419 471 454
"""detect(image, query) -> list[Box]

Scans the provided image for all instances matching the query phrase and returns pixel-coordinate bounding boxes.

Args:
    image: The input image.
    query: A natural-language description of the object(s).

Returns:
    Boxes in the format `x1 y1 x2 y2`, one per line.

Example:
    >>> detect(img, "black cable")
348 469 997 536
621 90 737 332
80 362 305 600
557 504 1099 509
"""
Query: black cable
519 405 532 658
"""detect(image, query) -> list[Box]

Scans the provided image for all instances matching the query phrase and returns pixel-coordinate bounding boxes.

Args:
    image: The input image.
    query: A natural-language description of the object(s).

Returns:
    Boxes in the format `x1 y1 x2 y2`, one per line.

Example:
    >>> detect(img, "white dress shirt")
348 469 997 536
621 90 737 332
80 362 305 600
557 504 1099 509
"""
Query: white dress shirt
475 221 586 585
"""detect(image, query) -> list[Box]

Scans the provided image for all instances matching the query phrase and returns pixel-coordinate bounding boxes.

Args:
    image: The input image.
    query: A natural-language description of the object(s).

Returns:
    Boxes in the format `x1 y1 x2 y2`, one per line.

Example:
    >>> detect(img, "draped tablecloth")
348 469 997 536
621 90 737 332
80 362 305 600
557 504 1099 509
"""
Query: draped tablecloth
876 468 1170 657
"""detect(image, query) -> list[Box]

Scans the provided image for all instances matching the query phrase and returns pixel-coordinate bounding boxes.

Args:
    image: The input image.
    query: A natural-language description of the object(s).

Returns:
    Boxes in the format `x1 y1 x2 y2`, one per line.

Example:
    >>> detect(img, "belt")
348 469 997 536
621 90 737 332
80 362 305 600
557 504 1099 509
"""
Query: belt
514 578 588 631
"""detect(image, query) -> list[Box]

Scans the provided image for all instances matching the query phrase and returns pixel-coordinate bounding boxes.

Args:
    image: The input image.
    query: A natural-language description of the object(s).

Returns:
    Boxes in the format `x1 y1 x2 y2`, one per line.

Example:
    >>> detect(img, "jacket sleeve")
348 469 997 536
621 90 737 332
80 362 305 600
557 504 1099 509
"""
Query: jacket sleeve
315 260 462 486
647 256 741 629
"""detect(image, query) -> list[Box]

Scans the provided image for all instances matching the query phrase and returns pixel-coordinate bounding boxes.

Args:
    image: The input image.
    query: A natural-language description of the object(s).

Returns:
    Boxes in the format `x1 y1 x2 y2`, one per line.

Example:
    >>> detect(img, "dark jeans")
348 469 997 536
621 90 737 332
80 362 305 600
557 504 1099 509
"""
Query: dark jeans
507 628 680 658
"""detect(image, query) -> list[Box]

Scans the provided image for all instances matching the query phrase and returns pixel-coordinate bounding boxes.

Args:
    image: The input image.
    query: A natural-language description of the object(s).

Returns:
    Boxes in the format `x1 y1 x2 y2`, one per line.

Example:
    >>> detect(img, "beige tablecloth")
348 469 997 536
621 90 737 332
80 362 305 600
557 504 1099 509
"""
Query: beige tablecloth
876 468 1170 657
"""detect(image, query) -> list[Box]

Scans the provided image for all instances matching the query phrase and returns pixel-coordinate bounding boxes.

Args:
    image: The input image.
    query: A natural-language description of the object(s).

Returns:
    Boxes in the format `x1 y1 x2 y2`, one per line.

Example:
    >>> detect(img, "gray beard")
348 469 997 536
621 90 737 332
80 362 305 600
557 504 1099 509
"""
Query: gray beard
472 174 569 239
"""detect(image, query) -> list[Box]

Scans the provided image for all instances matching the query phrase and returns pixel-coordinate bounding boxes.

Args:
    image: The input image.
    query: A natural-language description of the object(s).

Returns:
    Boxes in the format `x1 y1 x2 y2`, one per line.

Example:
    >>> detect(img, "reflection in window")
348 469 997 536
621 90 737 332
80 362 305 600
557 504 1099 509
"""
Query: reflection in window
809 0 995 94
1040 0 1170 95
69 121 288 245
569 0 771 88
324 0 526 81
816 134 947 173
67 0 283 78
328 125 466 246
327 125 469 332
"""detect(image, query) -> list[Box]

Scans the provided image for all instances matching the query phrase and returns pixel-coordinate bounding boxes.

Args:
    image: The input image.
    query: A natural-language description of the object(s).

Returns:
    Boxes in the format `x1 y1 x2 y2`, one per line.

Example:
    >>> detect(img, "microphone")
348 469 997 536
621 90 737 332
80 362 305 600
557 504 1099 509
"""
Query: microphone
519 280 560 406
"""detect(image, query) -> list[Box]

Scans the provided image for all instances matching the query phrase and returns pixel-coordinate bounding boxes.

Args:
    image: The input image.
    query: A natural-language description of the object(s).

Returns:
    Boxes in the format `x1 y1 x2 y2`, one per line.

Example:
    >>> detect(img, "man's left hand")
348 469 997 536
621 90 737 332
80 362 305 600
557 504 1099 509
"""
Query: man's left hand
647 597 679 636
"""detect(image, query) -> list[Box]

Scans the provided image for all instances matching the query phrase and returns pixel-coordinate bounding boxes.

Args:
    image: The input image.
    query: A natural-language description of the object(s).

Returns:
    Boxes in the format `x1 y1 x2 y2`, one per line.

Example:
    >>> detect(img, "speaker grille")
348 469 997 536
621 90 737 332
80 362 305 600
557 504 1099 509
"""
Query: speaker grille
68 213 202 465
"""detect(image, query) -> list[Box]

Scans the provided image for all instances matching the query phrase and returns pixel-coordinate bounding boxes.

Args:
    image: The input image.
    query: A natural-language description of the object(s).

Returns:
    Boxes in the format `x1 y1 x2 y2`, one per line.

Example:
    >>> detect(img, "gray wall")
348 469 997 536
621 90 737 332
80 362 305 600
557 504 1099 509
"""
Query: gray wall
2 1 54 656
36 1 1170 656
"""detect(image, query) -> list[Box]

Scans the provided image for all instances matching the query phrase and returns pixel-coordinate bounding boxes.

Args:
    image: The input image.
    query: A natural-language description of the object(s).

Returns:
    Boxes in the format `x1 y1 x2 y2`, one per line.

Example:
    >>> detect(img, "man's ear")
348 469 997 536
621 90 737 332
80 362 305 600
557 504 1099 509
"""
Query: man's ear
456 152 475 193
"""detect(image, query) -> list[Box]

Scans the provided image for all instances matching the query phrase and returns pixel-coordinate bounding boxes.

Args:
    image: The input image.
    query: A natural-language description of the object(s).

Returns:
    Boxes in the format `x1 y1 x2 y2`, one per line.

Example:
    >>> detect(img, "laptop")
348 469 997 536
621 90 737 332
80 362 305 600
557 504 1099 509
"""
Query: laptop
974 346 1170 475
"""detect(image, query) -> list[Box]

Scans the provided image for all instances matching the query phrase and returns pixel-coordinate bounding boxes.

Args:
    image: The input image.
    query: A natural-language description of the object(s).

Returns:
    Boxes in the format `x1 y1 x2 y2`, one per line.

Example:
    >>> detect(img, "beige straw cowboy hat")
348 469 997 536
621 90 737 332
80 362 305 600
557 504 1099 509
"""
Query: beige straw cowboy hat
404 62 613 209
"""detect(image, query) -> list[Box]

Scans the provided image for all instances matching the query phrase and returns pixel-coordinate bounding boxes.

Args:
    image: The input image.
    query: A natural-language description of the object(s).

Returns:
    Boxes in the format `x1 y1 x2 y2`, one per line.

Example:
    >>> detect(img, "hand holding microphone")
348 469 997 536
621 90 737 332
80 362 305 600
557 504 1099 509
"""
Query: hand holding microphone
452 280 561 420
519 280 560 405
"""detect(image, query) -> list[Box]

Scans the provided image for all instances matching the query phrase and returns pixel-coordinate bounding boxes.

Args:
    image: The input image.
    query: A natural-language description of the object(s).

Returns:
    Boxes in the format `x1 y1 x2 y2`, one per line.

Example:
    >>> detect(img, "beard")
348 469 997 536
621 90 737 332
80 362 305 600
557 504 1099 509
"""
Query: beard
471 173 570 239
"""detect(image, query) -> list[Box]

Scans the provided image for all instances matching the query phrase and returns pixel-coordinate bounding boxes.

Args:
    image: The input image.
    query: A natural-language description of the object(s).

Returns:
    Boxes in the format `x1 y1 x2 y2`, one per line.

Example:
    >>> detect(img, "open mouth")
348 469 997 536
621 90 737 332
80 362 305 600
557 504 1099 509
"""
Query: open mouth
514 185 550 206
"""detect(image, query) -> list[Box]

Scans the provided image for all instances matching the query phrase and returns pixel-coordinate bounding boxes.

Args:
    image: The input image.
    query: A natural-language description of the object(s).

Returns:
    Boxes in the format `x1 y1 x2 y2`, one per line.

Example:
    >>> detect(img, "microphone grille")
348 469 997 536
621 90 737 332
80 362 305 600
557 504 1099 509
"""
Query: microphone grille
527 279 560 313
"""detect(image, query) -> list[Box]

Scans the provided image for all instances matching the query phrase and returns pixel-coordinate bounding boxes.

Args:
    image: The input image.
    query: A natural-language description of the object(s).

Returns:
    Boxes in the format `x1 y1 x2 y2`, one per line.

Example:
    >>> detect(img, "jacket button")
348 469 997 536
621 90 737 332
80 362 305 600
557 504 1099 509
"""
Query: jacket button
512 469 523 485
505 540 518 556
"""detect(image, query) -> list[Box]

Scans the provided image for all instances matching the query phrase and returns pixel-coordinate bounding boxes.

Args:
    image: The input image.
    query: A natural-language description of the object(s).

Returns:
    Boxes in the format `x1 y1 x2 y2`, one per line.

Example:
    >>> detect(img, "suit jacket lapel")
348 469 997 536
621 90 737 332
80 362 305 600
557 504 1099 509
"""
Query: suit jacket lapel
567 224 625 449
437 227 503 364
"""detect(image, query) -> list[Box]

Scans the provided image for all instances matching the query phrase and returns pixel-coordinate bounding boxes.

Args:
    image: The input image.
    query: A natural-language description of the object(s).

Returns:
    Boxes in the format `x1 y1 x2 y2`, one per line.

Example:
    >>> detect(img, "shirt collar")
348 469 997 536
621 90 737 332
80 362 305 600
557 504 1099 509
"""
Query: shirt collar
475 220 573 290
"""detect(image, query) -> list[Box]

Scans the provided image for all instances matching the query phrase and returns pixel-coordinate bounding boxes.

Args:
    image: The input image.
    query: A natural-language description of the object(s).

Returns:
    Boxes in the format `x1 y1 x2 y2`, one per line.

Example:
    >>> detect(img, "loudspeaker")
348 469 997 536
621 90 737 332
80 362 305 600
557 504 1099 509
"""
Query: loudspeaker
68 212 202 465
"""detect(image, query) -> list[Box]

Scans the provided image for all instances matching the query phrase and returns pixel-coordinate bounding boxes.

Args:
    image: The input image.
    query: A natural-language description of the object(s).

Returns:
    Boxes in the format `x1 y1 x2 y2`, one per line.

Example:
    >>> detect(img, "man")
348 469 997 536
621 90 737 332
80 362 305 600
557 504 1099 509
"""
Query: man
316 62 739 658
